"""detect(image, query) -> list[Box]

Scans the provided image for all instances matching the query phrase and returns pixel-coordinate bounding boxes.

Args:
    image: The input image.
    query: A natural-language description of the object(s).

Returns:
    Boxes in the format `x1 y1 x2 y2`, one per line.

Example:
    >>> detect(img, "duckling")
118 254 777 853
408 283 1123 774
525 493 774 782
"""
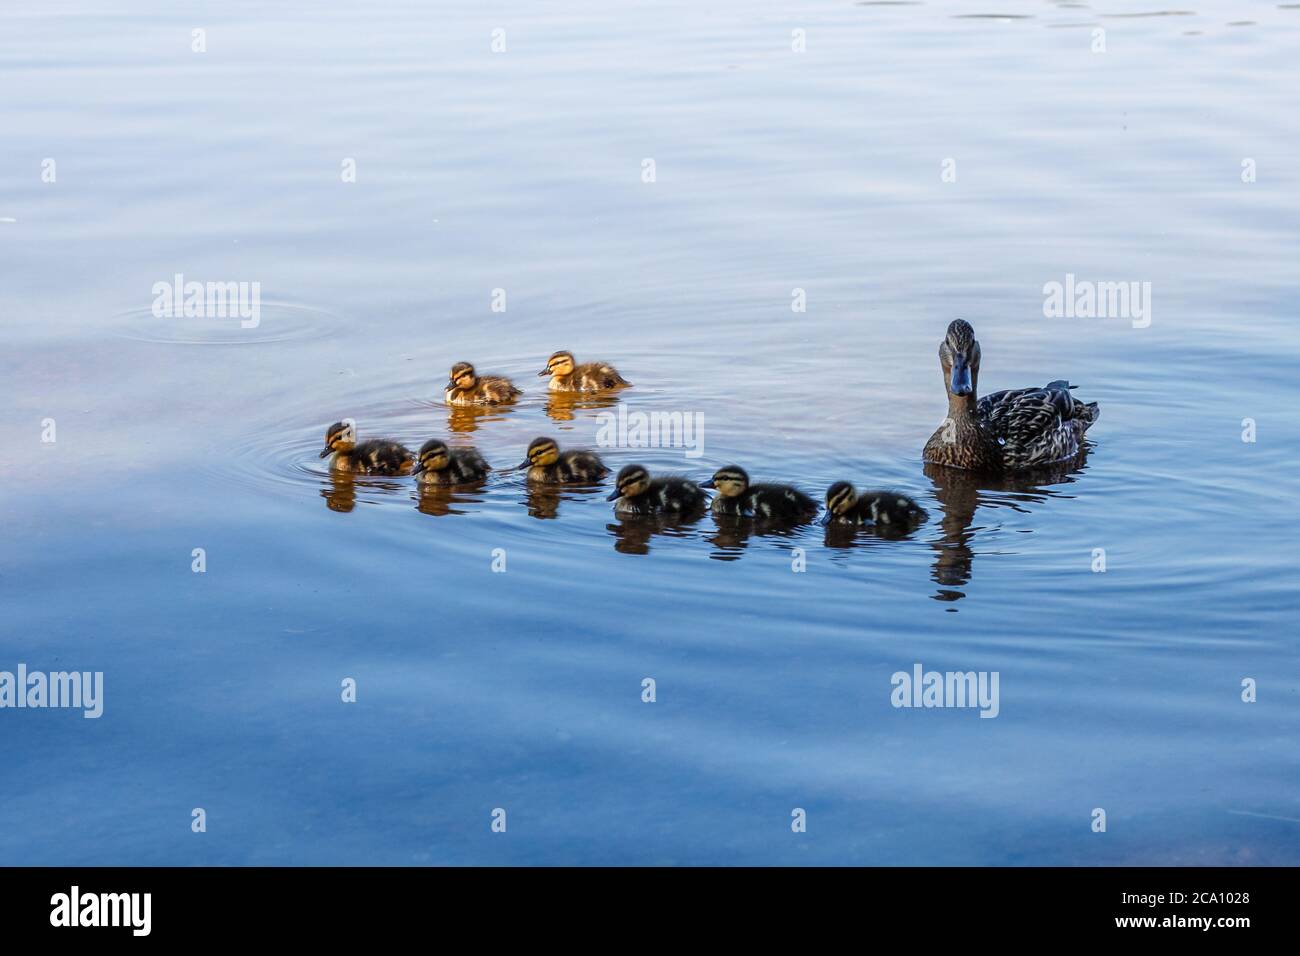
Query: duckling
444 361 521 406
824 481 928 532
606 464 707 516
518 436 609 483
700 465 818 521
319 420 414 476
924 319 1100 472
413 439 491 485
537 350 629 393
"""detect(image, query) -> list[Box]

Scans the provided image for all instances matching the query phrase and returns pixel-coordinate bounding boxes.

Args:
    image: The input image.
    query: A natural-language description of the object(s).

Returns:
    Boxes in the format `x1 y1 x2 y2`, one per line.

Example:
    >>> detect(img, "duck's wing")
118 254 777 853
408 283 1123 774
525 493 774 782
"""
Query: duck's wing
978 381 1095 469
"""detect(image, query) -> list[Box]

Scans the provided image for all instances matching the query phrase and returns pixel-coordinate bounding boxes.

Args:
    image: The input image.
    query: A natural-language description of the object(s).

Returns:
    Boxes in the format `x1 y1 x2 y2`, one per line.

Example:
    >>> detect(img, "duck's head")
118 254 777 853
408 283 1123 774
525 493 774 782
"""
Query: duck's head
825 481 858 517
519 436 560 469
448 362 477 391
320 419 356 458
414 439 451 474
607 464 650 501
939 319 981 398
700 465 748 497
539 350 575 379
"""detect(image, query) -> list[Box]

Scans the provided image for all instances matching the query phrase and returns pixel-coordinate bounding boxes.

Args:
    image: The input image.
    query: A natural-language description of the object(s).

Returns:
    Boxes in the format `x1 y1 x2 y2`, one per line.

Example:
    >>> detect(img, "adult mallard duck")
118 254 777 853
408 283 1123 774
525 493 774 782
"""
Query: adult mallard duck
923 319 1099 472
319 420 415 476
701 465 818 521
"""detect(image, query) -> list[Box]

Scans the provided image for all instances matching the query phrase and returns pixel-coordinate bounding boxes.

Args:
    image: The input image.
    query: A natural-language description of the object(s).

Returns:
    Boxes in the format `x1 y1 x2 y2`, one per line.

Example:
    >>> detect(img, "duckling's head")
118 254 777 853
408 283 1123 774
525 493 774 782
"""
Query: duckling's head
539 350 575 379
414 439 451 474
520 436 560 469
448 362 477 391
700 465 749 498
607 464 650 501
825 481 859 516
939 319 981 398
320 419 356 458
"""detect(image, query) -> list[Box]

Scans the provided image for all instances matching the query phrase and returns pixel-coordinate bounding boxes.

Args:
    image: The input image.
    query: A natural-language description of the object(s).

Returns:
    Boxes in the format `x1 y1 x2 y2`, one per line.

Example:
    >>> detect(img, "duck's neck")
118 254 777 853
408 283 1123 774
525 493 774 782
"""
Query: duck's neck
946 391 978 419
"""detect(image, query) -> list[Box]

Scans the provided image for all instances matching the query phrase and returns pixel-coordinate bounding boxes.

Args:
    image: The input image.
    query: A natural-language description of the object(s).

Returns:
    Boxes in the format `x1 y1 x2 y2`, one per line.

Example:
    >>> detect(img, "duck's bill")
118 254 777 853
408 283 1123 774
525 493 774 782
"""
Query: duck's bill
950 359 973 396
411 463 425 475
536 368 551 377
445 381 456 391
319 447 332 459
817 511 832 526
515 460 531 470
699 478 716 489
605 489 622 501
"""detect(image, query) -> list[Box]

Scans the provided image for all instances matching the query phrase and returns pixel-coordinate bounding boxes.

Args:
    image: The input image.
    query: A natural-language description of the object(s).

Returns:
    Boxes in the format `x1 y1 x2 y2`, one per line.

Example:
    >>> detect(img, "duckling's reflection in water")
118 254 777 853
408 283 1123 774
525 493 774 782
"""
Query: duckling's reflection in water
706 514 811 561
924 452 1089 603
606 514 705 555
414 482 488 517
446 403 516 434
524 483 605 520
322 474 357 512
544 391 621 423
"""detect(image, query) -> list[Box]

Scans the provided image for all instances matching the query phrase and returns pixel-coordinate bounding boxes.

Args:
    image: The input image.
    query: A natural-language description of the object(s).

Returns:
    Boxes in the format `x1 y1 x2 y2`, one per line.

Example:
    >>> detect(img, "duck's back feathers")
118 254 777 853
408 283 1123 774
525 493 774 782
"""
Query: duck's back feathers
351 439 415 476
557 449 609 482
574 362 628 391
617 476 707 515
857 490 928 533
713 483 818 521
979 380 1099 470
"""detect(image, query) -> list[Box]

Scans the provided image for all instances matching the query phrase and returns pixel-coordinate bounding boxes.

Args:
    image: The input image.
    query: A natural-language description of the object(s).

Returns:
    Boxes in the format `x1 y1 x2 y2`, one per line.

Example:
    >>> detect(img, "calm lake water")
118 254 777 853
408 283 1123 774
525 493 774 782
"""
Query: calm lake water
3 0 1298 865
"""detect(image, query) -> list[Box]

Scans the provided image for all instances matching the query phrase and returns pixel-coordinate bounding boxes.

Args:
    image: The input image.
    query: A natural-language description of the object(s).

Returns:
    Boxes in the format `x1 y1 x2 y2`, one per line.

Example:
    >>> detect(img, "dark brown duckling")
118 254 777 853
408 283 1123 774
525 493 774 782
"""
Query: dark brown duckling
701 465 818 522
537 350 629 393
413 439 491 485
319 420 414 476
606 464 707 516
518 436 609 483
823 481 927 533
444 361 521 406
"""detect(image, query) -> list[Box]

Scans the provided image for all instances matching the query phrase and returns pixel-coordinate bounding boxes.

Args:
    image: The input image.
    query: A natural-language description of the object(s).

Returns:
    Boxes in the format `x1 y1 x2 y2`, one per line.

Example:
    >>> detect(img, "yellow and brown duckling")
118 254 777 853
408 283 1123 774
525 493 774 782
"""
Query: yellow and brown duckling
924 319 1100 473
823 482 928 532
701 465 818 521
444 361 522 406
606 464 707 516
518 436 609 483
413 439 491 485
537 350 629 393
319 420 415 476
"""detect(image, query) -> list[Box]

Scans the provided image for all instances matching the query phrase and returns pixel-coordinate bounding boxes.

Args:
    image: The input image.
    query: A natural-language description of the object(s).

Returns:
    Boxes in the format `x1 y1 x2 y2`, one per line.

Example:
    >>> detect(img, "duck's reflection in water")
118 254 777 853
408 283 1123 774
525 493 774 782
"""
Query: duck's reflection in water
322 474 357 512
321 473 412 513
413 482 488 517
523 483 604 520
821 518 925 551
446 403 517 434
924 452 1089 603
706 514 811 561
544 391 622 424
606 513 705 555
